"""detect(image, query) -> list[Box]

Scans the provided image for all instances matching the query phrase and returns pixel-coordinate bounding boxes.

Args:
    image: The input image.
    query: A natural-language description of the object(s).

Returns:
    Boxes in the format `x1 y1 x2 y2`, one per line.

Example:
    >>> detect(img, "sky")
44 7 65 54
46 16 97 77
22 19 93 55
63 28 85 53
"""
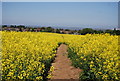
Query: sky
0 2 2 25
2 0 120 2
2 2 119 29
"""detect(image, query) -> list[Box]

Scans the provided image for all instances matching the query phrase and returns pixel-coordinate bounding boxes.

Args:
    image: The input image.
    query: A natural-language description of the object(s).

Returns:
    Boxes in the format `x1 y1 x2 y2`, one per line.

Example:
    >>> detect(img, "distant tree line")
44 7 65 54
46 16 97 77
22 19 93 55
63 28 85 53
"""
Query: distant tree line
1 25 120 35
78 28 120 35
2 25 26 28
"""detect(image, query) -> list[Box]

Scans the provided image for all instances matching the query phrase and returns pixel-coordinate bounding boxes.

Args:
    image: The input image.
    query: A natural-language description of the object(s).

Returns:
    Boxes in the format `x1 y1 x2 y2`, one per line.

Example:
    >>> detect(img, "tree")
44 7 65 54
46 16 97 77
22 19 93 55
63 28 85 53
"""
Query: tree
81 28 94 35
10 25 15 28
93 30 98 34
78 30 81 34
41 27 45 31
97 30 104 34
45 27 54 32
105 29 113 34
31 28 35 32
2 25 7 28
112 28 120 35
115 30 120 35
17 25 26 28
65 29 70 31
56 29 60 33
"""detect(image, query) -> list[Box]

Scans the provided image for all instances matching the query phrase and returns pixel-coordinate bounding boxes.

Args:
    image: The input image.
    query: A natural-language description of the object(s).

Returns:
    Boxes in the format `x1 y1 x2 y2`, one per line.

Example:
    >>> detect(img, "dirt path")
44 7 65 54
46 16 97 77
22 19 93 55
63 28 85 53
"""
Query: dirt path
49 44 82 81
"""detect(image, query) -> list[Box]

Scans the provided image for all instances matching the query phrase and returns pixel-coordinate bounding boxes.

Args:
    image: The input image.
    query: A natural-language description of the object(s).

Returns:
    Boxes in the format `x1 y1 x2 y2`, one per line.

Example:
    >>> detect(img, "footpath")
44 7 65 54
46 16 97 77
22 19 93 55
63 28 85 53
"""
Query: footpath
49 44 82 81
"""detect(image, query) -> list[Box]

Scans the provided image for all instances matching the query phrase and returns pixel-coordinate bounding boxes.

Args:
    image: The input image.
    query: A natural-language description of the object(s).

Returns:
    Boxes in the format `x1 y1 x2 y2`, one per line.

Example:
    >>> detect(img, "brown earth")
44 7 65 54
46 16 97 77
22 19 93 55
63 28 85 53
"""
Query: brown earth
48 44 82 81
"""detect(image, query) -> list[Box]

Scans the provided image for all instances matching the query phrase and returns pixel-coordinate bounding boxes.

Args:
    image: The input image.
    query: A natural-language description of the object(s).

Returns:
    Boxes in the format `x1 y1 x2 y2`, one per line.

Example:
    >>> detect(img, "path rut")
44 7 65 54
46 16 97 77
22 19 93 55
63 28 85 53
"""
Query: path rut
49 44 82 81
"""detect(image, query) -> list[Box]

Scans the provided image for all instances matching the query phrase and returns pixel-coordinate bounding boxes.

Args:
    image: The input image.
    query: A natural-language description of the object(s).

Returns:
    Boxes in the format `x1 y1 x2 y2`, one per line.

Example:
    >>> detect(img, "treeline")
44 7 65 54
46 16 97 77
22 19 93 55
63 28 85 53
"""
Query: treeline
78 28 120 35
1 25 120 35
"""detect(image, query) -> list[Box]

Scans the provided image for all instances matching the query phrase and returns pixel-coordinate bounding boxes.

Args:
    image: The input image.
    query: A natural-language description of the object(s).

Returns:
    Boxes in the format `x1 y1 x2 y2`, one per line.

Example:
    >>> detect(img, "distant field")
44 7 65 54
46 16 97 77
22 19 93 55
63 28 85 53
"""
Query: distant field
1 31 120 81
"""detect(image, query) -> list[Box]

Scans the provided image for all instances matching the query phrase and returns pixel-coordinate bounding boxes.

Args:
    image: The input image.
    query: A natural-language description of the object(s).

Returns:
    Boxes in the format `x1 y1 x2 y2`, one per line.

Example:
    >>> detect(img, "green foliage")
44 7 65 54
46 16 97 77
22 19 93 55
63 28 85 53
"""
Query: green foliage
81 28 94 35
67 34 120 81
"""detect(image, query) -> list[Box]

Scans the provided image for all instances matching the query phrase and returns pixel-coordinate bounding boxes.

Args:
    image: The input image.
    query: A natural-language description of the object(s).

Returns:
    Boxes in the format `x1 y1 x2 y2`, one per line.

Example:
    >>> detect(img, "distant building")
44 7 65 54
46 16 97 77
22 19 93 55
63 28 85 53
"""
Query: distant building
112 28 120 30
73 32 79 35
116 28 120 30
60 30 72 34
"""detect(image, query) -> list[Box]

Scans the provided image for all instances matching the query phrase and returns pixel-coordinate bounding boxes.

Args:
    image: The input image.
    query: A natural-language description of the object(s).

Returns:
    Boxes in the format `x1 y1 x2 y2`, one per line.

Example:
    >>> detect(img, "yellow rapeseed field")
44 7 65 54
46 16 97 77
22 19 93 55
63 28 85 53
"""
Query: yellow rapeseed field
66 34 120 81
1 31 120 81
2 31 63 80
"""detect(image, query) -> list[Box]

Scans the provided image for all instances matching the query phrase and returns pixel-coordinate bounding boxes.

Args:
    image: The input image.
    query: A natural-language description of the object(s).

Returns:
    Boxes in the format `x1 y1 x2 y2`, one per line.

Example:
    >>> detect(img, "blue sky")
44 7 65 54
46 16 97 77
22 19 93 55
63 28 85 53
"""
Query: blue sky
2 0 120 2
2 2 118 29
0 2 2 25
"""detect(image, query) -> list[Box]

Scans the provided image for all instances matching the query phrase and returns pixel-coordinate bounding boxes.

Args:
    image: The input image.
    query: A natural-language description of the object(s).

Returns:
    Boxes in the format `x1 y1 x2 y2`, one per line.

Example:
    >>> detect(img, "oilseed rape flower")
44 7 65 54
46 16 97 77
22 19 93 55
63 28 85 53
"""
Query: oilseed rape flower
67 34 120 81
1 31 120 81
1 31 63 80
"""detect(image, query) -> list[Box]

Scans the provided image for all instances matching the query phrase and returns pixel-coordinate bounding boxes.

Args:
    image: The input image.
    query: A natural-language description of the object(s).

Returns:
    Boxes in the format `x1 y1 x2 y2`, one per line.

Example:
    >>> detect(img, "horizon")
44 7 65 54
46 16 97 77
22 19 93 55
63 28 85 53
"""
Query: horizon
2 24 117 30
2 2 118 29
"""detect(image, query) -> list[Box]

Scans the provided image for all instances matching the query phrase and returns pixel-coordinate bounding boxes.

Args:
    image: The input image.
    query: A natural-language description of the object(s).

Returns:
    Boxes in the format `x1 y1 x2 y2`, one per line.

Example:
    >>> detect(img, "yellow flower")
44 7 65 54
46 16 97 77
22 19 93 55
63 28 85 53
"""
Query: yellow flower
98 72 102 75
2 31 119 80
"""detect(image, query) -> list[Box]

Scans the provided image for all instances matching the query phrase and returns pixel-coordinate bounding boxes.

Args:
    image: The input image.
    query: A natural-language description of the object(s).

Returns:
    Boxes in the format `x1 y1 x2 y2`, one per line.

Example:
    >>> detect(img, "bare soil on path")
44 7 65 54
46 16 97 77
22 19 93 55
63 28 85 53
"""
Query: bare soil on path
49 44 82 81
